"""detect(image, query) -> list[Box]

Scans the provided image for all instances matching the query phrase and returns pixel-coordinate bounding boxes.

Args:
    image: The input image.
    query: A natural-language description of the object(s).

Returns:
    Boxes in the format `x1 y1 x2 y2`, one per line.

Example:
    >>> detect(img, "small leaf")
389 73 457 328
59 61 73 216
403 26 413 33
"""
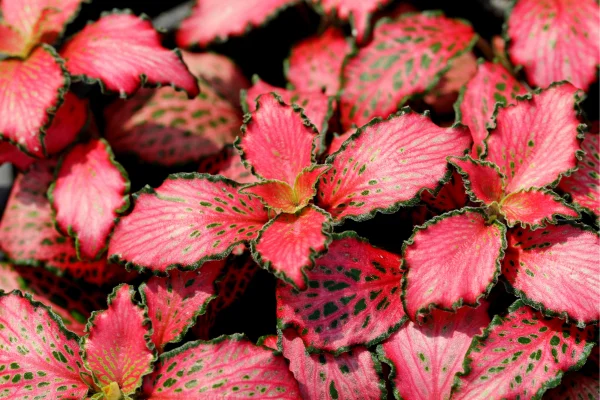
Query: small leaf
0 142 35 171
506 0 600 90
402 208 506 321
452 301 595 399
197 145 258 184
44 92 89 155
277 233 405 352
82 284 155 395
0 291 89 399
60 12 199 97
449 156 505 205
281 328 385 399
326 129 353 157
108 173 269 273
317 110 471 222
340 12 475 129
421 170 469 214
0 23 25 56
500 188 579 228
142 334 301 398
544 372 599 400
379 304 490 400
503 224 600 327
258 335 279 351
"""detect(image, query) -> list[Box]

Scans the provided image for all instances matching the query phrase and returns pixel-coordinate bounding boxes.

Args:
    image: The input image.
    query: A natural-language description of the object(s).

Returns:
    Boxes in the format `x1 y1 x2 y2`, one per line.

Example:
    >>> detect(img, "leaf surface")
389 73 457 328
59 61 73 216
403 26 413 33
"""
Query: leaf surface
420 171 469 214
197 145 257 184
0 142 35 171
0 23 25 56
449 156 504 205
44 92 88 155
500 189 579 228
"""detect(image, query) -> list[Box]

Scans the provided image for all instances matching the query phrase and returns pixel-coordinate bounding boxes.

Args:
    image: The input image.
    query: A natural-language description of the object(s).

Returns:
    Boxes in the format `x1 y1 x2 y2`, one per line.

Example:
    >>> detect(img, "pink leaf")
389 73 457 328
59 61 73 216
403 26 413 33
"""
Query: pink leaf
197 145 258 184
380 305 490 400
420 171 469 214
449 156 505 205
281 328 385 399
277 233 405 352
503 224 600 327
49 139 129 260
402 208 506 321
340 12 475 129
500 188 579 228
253 205 332 289
140 261 224 351
177 0 298 47
484 83 584 192
0 141 35 171
0 45 68 156
316 110 471 222
60 12 199 97
108 174 269 273
44 92 88 155
507 0 600 90
82 284 155 395
258 335 279 351
326 129 353 157
545 372 599 400
143 334 301 398
0 23 26 56
452 301 595 399
0 291 88 399
286 27 351 95
458 61 527 156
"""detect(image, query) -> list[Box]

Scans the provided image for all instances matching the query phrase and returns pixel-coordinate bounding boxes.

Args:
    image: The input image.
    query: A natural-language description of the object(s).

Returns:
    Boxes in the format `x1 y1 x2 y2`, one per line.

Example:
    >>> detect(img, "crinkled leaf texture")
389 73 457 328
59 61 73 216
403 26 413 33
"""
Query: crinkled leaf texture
317 110 471 222
143 334 300 398
177 0 298 47
503 224 600 327
60 12 199 97
379 304 490 400
282 329 385 399
108 173 269 273
449 157 505 205
49 139 129 260
401 208 506 321
0 291 88 399
197 145 258 184
507 0 600 90
452 301 595 399
545 372 599 400
82 284 155 395
277 233 405 352
340 12 475 129
499 188 578 227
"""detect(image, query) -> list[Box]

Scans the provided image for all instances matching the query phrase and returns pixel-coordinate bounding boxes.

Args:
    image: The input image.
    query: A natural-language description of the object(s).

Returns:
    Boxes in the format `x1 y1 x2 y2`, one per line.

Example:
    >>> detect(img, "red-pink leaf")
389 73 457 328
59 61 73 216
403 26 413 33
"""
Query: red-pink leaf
176 0 298 47
281 328 385 399
421 171 469 214
449 156 505 205
60 13 199 97
143 334 301 398
82 284 154 395
0 23 25 56
108 174 269 273
402 208 506 321
507 0 600 91
545 372 599 400
559 133 600 218
0 141 35 171
140 261 224 351
277 233 405 352
380 305 490 400
503 224 600 327
253 205 331 289
105 84 240 167
0 45 68 156
484 83 584 193
500 188 579 228
0 291 88 399
286 27 351 95
458 61 527 156
327 129 353 156
259 335 279 351
44 92 88 155
49 139 129 260
340 12 475 129
197 145 258 184
316 110 471 222
452 301 595 399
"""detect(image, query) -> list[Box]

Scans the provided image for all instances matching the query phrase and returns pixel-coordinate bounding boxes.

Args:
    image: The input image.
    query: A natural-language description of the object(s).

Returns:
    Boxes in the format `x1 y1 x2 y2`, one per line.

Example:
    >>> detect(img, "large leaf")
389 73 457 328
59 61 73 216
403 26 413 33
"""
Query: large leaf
60 12 199 97
452 301 595 399
142 334 300 398
506 0 600 91
484 83 585 193
108 173 269 273
140 260 224 351
401 208 506 321
105 83 240 167
457 61 527 156
545 372 600 400
277 232 405 353
339 12 476 129
0 45 68 156
253 205 332 289
286 27 351 95
420 170 469 214
500 188 579 228
197 145 258 184
281 328 385 399
176 0 298 47
379 304 490 400
0 291 88 399
503 224 600 327
316 109 471 222
559 133 600 218
49 139 129 260
82 284 155 395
